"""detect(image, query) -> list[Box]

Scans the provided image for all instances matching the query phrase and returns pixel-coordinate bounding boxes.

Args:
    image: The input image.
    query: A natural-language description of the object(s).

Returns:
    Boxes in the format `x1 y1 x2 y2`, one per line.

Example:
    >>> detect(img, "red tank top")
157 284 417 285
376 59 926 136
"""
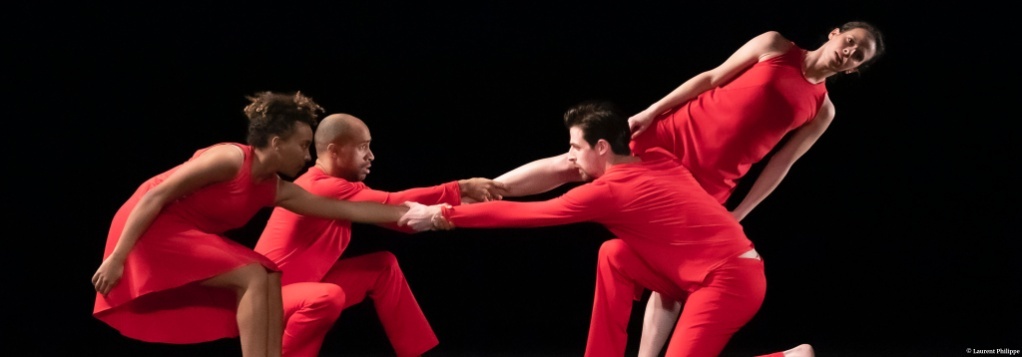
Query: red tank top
631 43 828 203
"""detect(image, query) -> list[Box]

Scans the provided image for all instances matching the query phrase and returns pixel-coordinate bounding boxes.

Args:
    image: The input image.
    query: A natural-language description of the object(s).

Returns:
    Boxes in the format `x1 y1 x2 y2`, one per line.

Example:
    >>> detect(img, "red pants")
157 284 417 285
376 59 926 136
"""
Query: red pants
281 251 438 357
586 239 766 357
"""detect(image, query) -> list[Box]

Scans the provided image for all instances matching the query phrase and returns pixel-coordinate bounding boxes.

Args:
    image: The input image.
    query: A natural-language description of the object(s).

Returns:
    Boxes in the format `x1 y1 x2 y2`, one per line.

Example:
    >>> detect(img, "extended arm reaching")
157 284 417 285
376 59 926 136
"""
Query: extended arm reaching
490 153 584 198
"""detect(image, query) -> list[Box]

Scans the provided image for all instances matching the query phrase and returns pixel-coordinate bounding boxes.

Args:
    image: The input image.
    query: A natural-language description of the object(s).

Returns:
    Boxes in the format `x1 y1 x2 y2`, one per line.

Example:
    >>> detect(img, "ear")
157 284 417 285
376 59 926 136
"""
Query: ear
595 139 611 155
270 136 282 151
828 28 841 40
326 142 338 157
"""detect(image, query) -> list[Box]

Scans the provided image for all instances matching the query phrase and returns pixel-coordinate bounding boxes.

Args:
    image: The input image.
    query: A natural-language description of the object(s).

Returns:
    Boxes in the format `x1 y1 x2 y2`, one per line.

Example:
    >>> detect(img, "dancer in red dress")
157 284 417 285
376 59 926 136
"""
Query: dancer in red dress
92 92 436 357
255 113 508 357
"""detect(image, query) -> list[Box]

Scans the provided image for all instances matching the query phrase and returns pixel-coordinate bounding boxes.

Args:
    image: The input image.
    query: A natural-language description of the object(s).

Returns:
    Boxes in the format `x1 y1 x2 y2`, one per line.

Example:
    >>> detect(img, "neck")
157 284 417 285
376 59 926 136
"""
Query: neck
250 147 278 181
802 49 835 84
314 159 329 174
607 154 640 168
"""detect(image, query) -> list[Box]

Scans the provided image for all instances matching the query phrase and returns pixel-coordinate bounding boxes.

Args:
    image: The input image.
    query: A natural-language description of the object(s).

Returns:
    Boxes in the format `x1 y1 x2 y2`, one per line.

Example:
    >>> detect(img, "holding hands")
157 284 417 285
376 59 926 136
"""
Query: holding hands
458 178 509 203
400 202 454 232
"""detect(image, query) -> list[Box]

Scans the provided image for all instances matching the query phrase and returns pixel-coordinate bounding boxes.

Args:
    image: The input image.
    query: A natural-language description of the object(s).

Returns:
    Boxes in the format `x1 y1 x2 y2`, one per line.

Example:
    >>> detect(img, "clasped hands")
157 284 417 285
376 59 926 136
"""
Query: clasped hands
400 202 454 232
400 177 507 232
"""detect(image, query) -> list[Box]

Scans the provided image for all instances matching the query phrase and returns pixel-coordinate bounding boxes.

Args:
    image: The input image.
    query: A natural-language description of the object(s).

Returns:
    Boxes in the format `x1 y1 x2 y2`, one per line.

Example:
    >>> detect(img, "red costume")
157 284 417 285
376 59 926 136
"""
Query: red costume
93 143 279 343
630 43 827 204
442 151 766 357
256 166 461 357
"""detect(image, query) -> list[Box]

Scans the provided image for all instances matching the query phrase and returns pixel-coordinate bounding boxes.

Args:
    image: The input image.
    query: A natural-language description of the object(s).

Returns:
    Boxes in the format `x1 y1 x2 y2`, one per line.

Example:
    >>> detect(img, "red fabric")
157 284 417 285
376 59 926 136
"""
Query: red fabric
280 252 438 357
93 143 279 343
587 239 766 357
446 155 753 286
445 156 762 354
256 166 461 285
257 166 456 356
630 43 828 204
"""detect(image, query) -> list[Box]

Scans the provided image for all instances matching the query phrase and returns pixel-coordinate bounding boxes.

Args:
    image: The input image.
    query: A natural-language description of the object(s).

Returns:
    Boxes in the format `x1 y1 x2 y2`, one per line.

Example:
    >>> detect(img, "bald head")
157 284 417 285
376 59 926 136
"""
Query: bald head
315 113 368 155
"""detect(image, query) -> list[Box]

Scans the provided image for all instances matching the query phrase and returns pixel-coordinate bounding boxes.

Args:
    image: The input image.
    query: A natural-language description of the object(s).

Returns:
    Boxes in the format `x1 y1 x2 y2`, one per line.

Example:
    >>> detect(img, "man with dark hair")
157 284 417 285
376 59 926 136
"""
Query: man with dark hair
255 113 508 357
404 101 773 356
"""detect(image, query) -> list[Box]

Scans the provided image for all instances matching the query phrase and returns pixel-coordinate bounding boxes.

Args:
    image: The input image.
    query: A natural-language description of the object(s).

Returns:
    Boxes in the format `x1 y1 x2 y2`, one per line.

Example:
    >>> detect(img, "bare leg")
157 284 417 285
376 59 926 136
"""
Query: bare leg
267 272 283 357
492 153 583 198
638 291 682 357
201 263 274 357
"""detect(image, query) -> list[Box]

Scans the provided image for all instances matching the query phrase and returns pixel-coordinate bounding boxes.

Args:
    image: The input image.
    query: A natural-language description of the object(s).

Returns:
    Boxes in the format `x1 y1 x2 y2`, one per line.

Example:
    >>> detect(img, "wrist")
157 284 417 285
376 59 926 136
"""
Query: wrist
430 205 454 230
107 252 128 263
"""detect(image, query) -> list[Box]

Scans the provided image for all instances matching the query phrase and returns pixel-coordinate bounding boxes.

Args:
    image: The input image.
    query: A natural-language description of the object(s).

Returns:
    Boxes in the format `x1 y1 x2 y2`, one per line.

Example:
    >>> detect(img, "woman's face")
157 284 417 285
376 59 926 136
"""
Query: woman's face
274 122 313 178
824 27 878 74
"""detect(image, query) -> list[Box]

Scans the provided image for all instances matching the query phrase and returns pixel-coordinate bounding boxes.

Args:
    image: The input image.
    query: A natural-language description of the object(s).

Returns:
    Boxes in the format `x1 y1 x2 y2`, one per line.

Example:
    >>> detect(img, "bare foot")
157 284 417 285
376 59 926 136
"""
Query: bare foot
784 344 814 357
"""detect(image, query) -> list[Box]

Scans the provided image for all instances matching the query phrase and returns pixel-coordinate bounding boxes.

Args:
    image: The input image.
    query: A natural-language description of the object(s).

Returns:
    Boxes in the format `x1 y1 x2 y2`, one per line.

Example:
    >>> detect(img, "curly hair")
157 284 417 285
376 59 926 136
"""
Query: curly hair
243 91 324 148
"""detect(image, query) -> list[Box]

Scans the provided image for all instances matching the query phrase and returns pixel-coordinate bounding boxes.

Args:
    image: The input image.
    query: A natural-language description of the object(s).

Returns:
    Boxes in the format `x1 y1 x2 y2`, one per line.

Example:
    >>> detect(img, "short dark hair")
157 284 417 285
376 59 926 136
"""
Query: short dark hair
243 91 324 148
563 101 631 155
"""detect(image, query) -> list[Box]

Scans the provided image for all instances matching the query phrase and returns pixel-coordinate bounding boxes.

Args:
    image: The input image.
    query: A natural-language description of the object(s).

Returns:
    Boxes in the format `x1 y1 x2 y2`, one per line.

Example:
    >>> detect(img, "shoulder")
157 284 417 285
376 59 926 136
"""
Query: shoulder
750 31 795 59
205 143 245 161
304 170 364 196
191 143 245 174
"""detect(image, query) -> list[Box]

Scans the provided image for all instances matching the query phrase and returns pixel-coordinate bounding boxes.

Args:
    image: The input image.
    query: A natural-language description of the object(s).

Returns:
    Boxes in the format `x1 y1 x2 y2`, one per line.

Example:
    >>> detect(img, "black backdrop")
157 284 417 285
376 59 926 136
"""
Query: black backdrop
12 2 1019 356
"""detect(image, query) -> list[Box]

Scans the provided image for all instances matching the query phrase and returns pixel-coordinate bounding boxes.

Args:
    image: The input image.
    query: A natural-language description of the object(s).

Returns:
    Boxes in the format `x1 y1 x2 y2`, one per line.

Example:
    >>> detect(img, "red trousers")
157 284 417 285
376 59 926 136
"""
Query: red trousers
585 239 766 357
280 251 438 357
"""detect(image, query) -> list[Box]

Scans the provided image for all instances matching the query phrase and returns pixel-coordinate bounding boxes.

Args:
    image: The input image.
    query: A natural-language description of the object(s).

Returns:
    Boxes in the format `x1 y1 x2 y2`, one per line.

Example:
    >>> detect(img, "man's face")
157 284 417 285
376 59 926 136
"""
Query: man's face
566 126 604 181
334 124 374 182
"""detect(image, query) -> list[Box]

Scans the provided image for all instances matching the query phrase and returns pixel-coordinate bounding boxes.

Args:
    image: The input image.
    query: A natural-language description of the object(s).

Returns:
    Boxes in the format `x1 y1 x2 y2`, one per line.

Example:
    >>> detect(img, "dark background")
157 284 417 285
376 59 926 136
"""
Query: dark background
11 2 1019 356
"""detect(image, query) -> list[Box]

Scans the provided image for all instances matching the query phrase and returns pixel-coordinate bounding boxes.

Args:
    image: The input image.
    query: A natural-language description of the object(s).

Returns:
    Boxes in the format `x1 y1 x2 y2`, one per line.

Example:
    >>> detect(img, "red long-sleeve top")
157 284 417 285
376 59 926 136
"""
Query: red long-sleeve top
445 153 753 287
256 167 462 285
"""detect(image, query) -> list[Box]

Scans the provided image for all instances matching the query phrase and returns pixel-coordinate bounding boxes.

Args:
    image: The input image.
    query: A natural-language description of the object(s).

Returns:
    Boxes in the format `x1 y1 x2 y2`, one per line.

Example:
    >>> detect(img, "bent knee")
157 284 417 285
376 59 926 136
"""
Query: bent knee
364 251 401 271
598 238 629 259
288 283 346 312
202 263 269 291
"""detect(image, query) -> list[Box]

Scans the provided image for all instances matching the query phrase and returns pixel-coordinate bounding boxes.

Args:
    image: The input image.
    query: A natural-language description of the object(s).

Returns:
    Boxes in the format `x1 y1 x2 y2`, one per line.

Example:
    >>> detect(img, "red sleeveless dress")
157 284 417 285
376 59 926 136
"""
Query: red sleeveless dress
93 143 279 343
630 43 828 203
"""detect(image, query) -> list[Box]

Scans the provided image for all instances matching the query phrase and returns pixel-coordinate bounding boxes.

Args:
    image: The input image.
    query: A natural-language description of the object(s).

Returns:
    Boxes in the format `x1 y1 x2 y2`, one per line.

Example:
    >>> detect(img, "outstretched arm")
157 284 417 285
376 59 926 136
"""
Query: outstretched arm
489 153 584 198
93 144 244 295
457 177 511 202
629 31 792 138
731 95 835 221
275 180 410 224
401 182 610 231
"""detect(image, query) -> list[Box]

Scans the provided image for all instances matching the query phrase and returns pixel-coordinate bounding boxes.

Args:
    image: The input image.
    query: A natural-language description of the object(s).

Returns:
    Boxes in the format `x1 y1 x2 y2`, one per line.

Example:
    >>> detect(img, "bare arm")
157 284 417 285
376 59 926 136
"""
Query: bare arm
489 153 584 198
275 180 409 224
731 95 836 222
93 144 243 295
630 31 792 137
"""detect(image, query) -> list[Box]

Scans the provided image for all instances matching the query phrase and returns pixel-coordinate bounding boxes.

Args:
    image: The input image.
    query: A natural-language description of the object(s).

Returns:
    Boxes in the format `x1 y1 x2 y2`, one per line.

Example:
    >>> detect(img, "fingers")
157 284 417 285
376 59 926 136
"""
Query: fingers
630 125 647 139
463 178 509 202
479 182 507 202
488 181 510 200
92 272 103 294
93 273 111 295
